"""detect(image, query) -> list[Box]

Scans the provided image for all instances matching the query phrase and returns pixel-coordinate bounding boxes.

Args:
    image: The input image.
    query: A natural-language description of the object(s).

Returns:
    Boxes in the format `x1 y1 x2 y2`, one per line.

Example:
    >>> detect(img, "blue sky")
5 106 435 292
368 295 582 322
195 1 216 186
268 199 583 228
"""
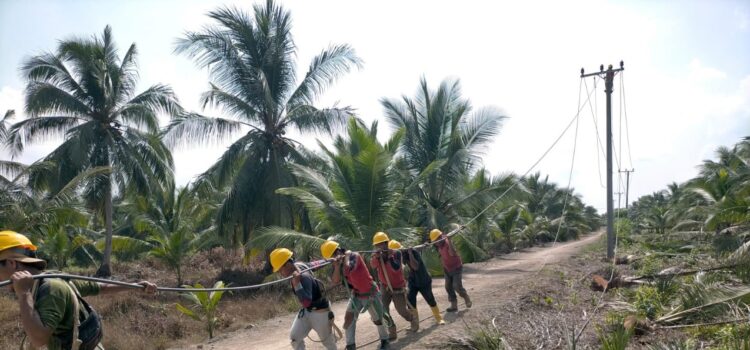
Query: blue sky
1 0 749 212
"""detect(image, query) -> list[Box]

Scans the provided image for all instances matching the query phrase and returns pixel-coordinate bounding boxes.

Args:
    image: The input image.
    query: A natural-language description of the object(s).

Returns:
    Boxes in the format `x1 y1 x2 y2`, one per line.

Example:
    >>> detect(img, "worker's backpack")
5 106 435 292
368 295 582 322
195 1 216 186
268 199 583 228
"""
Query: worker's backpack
66 280 104 350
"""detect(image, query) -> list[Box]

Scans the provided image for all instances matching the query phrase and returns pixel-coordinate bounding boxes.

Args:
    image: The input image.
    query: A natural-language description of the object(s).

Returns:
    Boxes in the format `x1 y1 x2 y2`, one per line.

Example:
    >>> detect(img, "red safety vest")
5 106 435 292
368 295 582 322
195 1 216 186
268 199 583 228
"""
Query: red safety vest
371 252 406 290
343 253 375 294
437 238 463 273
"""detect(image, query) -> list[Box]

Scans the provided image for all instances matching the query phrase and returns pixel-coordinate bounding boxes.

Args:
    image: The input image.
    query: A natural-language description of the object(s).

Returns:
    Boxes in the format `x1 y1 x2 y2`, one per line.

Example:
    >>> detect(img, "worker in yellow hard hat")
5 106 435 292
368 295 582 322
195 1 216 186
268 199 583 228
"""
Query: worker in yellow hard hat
321 240 393 350
0 230 157 350
390 239 446 326
430 228 471 312
370 232 418 338
269 248 337 350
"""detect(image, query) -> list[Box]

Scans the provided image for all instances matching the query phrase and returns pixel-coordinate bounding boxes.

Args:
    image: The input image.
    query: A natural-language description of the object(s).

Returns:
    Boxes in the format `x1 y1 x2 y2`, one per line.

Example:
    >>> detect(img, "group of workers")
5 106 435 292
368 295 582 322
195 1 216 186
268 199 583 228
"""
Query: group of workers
0 228 471 350
269 229 472 350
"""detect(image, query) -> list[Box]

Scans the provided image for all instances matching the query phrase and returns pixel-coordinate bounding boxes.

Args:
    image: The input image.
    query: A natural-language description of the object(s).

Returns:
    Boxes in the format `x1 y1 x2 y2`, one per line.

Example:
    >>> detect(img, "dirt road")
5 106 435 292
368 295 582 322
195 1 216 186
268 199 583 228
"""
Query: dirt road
178 232 603 350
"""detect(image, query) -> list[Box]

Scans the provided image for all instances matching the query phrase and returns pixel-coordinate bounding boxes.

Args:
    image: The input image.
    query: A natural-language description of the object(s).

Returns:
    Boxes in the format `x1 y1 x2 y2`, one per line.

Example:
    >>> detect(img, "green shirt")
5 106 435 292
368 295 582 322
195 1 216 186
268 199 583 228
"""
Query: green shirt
34 278 101 350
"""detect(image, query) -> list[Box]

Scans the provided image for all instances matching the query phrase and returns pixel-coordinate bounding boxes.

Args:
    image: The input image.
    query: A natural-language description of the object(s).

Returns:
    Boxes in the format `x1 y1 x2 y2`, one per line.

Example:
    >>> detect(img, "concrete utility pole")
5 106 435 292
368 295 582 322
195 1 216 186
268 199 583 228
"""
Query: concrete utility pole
581 61 624 259
619 169 635 209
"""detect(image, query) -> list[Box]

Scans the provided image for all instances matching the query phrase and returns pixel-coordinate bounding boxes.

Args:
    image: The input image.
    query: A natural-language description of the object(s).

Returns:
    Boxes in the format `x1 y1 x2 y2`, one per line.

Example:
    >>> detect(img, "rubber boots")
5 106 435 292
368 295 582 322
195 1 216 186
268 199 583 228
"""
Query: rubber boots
379 339 390 350
430 306 446 325
446 299 458 312
388 325 398 341
463 294 473 308
409 308 420 332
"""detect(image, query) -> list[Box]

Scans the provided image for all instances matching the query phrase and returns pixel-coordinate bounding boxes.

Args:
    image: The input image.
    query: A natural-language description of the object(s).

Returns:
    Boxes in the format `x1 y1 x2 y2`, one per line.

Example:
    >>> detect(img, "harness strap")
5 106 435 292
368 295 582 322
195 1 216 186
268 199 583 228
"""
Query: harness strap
65 282 83 350
378 255 393 293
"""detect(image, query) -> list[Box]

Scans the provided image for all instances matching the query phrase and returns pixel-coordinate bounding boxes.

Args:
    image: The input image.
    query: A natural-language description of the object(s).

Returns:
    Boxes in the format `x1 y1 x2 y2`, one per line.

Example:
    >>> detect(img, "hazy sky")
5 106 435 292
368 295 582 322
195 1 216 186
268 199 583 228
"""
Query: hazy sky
1 0 749 212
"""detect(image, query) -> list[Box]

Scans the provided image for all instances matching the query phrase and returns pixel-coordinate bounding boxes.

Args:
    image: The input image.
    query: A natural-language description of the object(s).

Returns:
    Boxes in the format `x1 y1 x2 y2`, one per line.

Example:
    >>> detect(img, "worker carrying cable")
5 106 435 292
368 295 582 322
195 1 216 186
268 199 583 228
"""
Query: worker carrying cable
0 230 157 350
321 240 392 350
430 229 472 312
370 232 419 339
269 248 338 350
389 239 446 326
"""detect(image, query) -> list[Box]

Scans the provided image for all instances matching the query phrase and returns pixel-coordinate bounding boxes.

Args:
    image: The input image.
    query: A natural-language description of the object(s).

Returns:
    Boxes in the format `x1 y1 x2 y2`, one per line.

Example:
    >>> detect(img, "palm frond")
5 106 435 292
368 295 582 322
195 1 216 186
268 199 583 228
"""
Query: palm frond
117 83 181 132
199 84 258 122
2 109 15 123
460 106 506 153
115 43 139 103
95 235 153 256
199 131 260 187
20 53 87 100
161 112 244 148
287 105 353 135
288 44 362 107
0 160 28 181
656 284 750 325
248 226 327 260
6 116 83 155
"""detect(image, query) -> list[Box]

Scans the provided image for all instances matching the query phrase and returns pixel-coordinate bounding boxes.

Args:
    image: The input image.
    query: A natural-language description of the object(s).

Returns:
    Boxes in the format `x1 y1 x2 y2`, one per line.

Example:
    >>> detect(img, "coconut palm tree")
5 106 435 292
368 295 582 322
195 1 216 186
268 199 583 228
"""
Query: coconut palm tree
687 144 750 234
249 118 421 258
382 77 506 231
0 159 109 263
7 26 179 276
115 183 220 284
454 168 519 257
164 1 362 246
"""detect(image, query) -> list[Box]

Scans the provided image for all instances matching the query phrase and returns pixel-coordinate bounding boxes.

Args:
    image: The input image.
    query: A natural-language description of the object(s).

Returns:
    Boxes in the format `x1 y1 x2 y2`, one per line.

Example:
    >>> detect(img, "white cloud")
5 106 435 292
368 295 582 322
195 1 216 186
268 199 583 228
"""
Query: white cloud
688 59 727 82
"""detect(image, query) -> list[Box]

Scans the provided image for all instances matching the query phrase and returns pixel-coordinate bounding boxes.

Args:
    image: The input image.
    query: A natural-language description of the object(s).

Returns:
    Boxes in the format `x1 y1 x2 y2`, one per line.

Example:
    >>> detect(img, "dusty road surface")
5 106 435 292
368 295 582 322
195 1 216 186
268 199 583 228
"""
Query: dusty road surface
177 232 603 350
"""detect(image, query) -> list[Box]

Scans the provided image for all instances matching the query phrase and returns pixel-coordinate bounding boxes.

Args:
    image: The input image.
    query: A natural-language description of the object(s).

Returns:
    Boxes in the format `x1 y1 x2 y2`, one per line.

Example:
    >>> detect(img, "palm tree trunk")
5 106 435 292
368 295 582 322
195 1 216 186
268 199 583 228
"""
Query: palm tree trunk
96 183 114 277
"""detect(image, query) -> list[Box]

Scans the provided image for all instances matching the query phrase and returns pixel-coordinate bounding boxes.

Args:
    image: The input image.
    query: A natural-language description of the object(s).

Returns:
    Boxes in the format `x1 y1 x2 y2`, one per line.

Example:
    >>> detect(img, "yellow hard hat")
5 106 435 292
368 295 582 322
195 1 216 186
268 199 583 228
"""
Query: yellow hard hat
0 230 37 251
429 229 443 242
269 248 293 273
388 240 402 250
0 230 45 268
372 231 390 246
320 240 340 259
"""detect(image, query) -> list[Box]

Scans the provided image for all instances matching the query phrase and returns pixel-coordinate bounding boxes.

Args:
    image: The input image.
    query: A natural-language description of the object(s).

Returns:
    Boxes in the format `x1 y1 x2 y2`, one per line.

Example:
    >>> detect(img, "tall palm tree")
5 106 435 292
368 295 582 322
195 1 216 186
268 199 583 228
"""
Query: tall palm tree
382 77 506 230
165 1 362 245
8 26 179 276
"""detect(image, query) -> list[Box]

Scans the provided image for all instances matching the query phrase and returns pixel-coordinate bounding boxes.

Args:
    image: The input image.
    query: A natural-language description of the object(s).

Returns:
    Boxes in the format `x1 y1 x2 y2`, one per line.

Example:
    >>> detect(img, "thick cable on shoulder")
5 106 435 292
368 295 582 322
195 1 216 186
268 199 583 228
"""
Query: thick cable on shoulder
0 261 333 292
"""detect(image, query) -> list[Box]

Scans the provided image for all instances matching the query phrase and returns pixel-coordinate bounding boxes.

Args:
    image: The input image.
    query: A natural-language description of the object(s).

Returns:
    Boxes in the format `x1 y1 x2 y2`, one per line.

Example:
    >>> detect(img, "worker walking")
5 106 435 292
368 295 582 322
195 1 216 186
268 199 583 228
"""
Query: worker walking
269 248 337 350
430 229 472 312
321 240 392 350
0 230 157 350
389 239 446 326
370 232 419 339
